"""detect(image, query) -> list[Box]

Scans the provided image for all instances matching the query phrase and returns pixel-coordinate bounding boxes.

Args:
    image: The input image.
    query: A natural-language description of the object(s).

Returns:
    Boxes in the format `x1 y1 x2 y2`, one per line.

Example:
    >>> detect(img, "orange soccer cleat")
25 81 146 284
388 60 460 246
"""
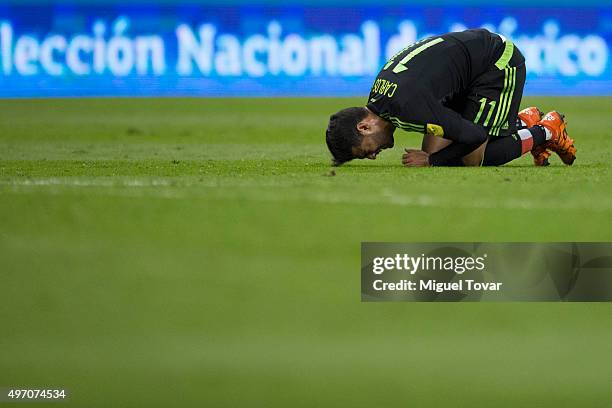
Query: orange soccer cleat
518 106 544 128
531 148 552 166
518 107 550 166
537 111 577 165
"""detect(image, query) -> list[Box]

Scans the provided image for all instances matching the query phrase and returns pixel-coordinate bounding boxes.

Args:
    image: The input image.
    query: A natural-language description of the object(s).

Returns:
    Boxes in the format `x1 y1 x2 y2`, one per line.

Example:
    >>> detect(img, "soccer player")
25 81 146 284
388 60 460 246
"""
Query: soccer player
325 29 576 167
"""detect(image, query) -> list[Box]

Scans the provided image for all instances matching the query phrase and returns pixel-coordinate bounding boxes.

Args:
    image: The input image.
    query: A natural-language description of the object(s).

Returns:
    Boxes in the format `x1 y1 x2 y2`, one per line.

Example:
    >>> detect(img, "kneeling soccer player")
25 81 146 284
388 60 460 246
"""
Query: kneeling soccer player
325 29 577 167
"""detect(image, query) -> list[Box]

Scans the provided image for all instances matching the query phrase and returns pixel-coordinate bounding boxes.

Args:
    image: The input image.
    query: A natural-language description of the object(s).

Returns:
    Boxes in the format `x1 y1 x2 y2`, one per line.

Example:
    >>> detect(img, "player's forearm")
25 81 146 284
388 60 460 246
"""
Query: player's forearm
442 127 488 146
429 142 481 166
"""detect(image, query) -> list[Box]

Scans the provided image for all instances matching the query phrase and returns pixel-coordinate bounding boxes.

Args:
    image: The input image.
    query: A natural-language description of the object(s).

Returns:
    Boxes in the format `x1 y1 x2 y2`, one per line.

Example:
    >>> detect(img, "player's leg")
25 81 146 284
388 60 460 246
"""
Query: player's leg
482 127 547 166
459 46 543 166
484 119 575 166
480 61 549 166
451 60 513 166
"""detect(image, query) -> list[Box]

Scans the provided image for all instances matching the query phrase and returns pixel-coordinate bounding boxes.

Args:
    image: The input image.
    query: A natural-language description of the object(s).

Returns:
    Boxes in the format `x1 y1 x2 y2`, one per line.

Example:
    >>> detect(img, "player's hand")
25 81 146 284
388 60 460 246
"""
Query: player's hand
402 149 431 167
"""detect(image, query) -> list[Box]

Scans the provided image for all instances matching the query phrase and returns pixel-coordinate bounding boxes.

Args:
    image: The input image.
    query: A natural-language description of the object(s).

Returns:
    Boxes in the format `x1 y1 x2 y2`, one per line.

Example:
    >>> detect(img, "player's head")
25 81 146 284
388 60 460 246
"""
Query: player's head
325 107 395 166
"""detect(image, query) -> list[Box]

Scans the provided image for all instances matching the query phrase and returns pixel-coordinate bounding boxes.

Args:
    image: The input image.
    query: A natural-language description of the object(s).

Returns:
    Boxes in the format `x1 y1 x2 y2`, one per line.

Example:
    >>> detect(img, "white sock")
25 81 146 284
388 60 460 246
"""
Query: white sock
517 128 533 141
517 128 534 154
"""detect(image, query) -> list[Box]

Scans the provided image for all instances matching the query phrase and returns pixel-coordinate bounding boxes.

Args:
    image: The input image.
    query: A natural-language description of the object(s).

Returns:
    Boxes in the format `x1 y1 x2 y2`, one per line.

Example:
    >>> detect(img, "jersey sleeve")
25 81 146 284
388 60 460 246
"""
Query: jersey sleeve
424 99 489 145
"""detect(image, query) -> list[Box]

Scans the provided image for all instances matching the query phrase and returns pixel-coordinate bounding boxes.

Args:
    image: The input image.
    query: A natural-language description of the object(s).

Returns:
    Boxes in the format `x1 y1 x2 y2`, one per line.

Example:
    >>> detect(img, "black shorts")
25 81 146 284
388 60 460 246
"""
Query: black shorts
444 40 526 137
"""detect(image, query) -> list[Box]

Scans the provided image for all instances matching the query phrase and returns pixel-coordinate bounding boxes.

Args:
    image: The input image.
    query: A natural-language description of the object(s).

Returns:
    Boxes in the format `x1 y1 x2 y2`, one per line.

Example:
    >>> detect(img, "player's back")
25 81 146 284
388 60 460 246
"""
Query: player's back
372 29 506 101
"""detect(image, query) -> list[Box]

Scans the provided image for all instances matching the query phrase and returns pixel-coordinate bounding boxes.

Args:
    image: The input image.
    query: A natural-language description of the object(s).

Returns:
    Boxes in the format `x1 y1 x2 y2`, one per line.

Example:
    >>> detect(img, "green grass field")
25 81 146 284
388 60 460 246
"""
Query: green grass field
1 97 611 407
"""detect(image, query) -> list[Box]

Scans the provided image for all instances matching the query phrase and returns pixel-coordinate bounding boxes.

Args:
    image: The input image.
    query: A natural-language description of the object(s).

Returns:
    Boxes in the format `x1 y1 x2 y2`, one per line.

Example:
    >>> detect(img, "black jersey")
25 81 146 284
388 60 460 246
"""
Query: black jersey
367 29 513 144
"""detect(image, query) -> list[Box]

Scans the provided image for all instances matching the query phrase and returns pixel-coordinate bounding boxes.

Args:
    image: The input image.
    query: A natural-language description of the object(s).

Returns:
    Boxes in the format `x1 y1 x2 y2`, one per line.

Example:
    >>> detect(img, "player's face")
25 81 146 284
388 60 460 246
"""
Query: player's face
352 113 395 160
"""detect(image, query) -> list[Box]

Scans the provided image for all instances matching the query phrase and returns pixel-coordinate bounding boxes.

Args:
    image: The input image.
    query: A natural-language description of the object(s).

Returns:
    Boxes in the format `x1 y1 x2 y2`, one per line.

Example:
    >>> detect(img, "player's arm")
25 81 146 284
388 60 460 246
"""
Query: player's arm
429 140 486 166
403 103 488 166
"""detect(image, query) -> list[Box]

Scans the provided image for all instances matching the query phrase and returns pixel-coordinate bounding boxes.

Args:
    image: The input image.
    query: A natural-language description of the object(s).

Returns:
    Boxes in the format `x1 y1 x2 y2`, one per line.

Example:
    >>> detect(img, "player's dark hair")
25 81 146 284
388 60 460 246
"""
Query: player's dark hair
325 107 368 166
